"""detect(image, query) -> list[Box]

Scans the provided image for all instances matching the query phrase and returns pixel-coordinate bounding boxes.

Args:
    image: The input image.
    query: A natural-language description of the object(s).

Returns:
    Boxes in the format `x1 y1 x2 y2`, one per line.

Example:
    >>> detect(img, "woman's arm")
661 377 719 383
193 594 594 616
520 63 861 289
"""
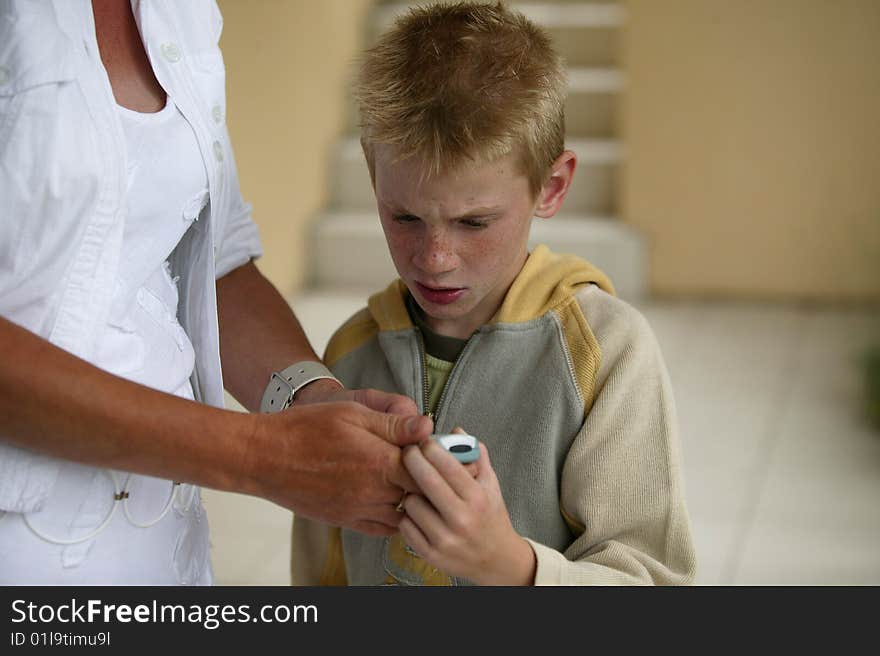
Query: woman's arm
0 310 430 536
0 314 250 492
216 260 332 411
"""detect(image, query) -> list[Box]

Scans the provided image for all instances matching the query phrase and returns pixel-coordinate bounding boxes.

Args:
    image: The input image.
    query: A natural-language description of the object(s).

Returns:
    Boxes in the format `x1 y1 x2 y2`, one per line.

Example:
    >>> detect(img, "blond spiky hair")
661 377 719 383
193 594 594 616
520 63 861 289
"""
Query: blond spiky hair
356 1 567 196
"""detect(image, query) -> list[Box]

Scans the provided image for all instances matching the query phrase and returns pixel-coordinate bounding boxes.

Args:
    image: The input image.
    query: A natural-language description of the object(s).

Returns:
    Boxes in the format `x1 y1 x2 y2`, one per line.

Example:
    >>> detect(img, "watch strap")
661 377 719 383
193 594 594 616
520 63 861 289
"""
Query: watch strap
259 361 340 413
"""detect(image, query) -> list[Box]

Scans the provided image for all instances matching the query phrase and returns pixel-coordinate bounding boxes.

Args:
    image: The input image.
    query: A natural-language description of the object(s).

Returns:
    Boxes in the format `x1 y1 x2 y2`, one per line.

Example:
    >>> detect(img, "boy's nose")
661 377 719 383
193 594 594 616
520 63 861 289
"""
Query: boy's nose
415 230 457 274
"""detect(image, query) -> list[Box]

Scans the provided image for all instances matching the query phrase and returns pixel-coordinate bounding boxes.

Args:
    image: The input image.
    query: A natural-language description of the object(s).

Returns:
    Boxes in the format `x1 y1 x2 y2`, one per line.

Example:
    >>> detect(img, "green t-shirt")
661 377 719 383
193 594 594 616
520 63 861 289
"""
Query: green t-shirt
405 294 469 415
424 352 454 415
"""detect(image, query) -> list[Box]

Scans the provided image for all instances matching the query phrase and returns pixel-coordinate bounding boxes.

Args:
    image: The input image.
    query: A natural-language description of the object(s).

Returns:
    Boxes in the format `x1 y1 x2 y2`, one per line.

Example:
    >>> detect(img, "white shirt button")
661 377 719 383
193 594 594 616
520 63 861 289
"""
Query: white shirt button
0 66 10 86
161 42 182 63
212 140 224 162
211 105 223 124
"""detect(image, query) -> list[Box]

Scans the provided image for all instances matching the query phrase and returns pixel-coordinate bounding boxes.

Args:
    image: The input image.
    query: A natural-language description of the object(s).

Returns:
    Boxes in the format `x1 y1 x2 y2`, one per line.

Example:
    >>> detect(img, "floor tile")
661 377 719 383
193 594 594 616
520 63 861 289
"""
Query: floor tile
689 519 740 585
732 307 880 584
202 489 292 585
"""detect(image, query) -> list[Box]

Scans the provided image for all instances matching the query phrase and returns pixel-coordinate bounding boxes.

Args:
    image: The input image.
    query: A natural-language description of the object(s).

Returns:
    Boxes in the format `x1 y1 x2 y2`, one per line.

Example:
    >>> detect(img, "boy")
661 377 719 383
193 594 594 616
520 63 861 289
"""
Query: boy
292 2 696 585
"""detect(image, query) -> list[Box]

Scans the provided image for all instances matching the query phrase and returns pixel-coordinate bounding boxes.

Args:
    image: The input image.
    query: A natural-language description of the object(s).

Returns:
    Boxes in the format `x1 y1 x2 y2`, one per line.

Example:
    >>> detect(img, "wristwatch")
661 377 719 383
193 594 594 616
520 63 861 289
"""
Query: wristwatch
259 361 340 413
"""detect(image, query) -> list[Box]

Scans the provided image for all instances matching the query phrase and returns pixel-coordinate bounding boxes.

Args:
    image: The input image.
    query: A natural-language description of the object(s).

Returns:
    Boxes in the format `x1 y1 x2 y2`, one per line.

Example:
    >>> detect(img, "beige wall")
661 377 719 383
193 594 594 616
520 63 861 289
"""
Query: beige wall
217 0 373 297
621 0 880 301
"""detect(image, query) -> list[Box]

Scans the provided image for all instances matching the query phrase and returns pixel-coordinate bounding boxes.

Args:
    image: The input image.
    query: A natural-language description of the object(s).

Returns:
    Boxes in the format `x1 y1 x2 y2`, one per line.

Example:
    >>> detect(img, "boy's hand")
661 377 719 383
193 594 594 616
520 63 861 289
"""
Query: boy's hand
397 429 537 585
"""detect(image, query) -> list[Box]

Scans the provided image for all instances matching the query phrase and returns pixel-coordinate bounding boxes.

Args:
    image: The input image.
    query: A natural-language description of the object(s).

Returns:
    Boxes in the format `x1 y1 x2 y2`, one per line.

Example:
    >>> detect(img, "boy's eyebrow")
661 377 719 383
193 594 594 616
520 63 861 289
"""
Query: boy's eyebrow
382 202 503 219
454 206 502 219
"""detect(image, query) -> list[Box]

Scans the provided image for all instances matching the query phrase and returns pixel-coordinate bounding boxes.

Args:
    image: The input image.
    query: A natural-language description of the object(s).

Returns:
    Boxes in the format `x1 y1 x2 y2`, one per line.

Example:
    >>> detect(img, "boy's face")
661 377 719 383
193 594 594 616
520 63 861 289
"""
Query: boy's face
373 146 558 339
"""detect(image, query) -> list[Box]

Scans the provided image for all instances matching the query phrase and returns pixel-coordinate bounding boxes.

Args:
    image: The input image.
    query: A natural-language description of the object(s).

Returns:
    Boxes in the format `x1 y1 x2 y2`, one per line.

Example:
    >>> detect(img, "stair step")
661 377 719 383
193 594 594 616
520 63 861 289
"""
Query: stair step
568 67 624 93
330 137 622 214
308 211 646 300
569 137 624 163
566 69 623 136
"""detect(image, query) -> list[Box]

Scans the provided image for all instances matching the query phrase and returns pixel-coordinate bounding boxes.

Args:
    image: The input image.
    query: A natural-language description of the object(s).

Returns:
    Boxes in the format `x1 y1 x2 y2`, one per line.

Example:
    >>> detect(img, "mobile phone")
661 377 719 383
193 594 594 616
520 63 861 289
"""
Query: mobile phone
431 433 480 463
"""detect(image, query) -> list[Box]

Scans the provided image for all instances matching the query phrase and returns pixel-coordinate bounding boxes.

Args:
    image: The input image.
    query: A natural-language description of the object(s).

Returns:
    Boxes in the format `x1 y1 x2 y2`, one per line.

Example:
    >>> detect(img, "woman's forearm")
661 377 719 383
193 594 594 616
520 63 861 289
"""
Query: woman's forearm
0 314 254 493
216 260 328 412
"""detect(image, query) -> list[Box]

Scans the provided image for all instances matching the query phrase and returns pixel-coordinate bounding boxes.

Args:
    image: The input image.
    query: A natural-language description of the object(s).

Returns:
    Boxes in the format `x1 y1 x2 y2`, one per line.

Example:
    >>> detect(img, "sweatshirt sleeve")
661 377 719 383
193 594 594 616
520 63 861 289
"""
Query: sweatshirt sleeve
529 286 697 585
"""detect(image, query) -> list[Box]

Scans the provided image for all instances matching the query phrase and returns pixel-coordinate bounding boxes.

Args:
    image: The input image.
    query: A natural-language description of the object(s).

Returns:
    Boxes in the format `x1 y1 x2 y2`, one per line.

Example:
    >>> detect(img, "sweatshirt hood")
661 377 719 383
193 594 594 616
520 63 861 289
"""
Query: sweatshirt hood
494 244 615 324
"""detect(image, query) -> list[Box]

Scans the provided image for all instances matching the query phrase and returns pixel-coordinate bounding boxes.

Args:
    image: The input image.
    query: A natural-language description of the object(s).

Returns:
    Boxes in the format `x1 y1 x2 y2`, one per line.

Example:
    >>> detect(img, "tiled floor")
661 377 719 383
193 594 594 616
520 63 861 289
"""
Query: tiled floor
204 291 880 585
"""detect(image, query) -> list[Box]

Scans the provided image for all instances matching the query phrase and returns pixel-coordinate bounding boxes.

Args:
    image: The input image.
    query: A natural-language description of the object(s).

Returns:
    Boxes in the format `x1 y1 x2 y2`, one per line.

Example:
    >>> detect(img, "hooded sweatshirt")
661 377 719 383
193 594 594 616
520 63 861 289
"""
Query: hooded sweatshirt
292 245 696 585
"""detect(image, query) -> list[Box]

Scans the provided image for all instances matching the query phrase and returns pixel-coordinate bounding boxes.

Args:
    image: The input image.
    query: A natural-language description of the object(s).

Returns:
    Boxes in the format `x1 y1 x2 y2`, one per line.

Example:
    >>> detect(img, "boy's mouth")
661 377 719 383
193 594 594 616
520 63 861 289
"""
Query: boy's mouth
415 281 467 305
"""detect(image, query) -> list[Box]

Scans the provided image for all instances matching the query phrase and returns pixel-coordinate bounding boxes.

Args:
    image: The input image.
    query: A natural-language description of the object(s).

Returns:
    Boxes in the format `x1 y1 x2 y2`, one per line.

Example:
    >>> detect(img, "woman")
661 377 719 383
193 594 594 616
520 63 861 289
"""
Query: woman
0 0 430 584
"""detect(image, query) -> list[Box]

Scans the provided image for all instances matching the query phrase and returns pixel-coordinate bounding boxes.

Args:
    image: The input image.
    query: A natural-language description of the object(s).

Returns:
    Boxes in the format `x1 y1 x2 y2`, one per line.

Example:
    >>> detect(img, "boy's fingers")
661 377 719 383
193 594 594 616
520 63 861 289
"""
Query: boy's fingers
398 516 430 557
403 444 463 516
463 462 479 478
474 442 493 481
399 493 444 546
425 432 482 493
448 426 479 477
420 440 479 508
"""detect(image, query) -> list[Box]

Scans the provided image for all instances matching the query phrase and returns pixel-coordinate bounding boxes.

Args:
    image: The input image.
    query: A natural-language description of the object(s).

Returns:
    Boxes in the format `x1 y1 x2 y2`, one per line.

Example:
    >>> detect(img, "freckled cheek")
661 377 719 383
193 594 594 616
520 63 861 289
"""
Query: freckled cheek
461 236 506 277
385 231 420 268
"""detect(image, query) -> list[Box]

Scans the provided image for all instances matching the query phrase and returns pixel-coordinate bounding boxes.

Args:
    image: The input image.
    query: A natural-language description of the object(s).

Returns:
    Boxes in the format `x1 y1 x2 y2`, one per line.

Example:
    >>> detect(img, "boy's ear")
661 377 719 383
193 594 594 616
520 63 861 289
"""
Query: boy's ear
534 150 577 219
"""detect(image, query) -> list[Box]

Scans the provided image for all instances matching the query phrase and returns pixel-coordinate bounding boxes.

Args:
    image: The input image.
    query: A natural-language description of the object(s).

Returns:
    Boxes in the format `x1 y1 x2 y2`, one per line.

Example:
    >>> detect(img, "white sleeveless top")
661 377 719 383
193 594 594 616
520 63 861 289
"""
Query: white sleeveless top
97 97 203 395
0 99 214 584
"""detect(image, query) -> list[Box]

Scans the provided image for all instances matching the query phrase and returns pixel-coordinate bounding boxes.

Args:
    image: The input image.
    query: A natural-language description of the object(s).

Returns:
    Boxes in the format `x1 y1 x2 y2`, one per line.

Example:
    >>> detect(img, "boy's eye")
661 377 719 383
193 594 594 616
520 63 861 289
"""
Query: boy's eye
392 214 419 224
461 218 488 229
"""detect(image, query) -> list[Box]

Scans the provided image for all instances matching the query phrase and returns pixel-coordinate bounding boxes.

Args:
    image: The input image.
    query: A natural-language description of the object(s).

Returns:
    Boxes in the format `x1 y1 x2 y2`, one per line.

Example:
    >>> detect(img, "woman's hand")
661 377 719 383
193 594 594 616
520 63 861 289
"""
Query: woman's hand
293 378 422 418
397 431 537 585
243 401 432 537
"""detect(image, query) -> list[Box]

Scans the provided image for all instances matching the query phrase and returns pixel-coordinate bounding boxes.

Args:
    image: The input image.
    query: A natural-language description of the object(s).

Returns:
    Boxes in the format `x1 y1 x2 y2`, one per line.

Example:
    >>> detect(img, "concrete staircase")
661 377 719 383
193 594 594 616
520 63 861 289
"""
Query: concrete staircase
306 0 647 301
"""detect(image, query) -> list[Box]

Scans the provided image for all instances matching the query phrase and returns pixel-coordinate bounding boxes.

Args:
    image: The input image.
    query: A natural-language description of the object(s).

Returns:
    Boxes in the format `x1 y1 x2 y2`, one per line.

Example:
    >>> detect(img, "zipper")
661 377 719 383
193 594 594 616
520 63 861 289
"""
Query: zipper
414 328 432 420
415 327 479 429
